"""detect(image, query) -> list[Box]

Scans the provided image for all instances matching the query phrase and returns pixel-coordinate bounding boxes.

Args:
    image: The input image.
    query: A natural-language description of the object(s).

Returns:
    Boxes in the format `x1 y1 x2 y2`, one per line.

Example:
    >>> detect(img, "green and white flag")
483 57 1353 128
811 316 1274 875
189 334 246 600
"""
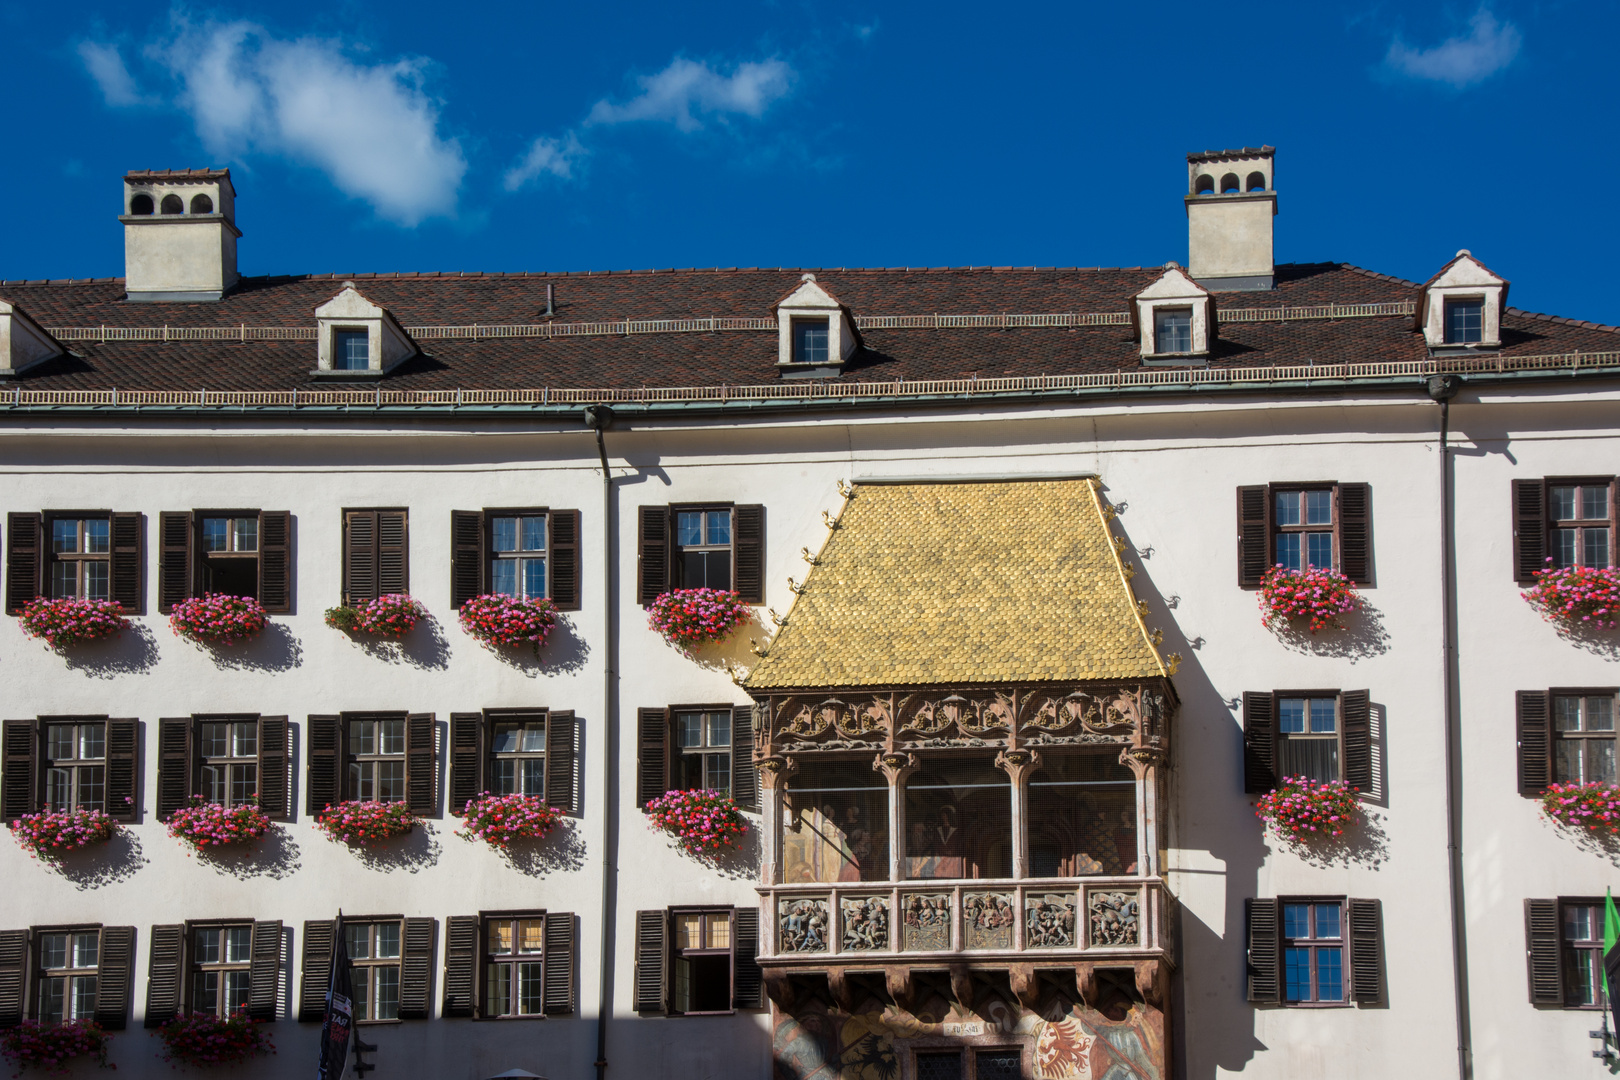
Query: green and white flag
1605 889 1620 1036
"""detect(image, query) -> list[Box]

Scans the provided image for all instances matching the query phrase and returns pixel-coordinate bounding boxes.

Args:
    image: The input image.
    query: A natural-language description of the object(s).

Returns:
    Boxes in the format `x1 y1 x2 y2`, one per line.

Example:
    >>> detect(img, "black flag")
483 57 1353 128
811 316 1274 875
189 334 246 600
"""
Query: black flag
317 915 355 1080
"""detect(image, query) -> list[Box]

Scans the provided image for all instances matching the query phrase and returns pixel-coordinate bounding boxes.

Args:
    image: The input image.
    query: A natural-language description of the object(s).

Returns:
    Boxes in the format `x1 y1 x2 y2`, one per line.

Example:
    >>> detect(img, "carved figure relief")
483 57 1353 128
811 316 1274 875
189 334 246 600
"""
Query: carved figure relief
1087 890 1140 947
901 893 952 952
1025 893 1078 948
840 895 890 951
778 896 831 954
962 892 1015 950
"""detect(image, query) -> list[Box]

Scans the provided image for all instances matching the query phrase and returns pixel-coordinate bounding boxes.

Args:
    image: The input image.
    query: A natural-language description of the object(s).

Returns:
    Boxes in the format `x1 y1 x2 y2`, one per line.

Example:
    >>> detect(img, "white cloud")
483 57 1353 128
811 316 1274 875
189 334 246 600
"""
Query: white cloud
503 132 587 191
585 56 794 133
78 41 148 107
1385 8 1522 88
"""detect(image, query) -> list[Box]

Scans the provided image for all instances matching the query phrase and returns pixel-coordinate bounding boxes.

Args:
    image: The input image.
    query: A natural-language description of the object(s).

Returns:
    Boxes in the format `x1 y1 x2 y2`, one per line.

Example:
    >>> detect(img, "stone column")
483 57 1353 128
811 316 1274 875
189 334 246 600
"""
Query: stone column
756 753 798 887
875 751 917 882
995 748 1042 880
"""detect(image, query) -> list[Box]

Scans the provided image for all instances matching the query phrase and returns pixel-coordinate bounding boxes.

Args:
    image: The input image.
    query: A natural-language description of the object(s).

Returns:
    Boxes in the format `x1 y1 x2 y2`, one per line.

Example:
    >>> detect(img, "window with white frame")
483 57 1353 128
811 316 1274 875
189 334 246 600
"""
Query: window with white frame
198 719 258 807
334 329 370 371
1154 308 1192 354
48 517 111 600
345 921 401 1021
36 929 99 1022
44 720 106 812
190 924 253 1016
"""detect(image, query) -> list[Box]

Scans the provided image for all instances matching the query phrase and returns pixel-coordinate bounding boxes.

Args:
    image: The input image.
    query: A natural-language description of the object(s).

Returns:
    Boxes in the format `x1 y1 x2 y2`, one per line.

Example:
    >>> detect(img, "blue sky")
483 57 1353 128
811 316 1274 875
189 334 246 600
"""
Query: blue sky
2 1 1616 322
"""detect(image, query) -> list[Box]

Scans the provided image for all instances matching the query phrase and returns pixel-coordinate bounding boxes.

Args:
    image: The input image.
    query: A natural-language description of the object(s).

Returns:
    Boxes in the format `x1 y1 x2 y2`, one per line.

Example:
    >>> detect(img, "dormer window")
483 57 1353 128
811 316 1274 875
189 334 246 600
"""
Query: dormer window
1154 308 1193 354
335 329 370 371
312 284 417 378
792 318 829 365
773 274 858 378
1444 299 1483 345
1133 264 1212 364
1417 251 1507 350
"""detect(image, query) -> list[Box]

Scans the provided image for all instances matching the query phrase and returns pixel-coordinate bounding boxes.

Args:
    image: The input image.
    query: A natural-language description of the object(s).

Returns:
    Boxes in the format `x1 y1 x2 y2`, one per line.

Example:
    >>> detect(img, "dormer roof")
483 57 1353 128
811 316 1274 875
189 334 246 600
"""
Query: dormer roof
313 283 418 377
0 297 65 378
1413 250 1511 348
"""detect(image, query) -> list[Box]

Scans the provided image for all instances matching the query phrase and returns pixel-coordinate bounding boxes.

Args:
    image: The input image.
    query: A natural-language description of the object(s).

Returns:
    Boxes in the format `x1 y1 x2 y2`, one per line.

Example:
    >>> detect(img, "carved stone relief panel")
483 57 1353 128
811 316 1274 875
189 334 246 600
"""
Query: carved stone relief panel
840 895 891 952
1024 892 1077 948
899 893 951 952
1087 889 1140 947
778 896 831 954
961 891 1015 950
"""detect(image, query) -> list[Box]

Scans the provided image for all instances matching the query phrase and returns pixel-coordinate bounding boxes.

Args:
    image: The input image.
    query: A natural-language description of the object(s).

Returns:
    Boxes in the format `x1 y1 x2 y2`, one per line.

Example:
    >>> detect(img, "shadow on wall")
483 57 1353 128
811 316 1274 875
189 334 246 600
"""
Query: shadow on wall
1266 601 1392 664
642 806 763 882
469 614 592 678
490 819 589 877
341 820 443 875
58 622 161 678
37 829 150 891
681 608 771 677
1271 809 1392 872
197 622 304 672
1535 813 1620 869
196 825 304 880
338 616 453 671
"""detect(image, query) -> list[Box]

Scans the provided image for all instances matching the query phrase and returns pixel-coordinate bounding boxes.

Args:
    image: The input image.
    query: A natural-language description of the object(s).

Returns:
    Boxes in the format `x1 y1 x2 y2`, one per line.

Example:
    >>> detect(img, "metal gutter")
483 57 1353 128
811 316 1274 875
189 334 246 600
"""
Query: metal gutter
585 405 617 1080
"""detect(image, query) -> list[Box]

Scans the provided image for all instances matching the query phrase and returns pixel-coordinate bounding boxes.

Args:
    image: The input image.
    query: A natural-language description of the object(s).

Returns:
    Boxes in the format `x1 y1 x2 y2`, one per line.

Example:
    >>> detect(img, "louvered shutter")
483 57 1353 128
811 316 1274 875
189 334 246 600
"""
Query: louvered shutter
1517 691 1552 796
157 511 193 613
257 511 292 613
1525 899 1562 1004
637 708 670 808
249 920 283 1021
1336 483 1372 584
0 930 26 1028
109 513 142 614
733 907 763 1009
634 910 667 1012
144 924 185 1028
442 916 478 1018
2 720 36 822
104 718 139 821
732 704 758 812
378 511 408 596
406 713 436 816
5 513 41 614
398 918 435 1020
450 511 484 610
550 509 581 611
1340 691 1371 800
637 505 670 606
1236 486 1271 587
343 511 378 605
156 718 194 821
257 716 290 820
298 921 335 1021
1245 898 1280 1003
543 913 574 1015
91 926 134 1030
734 505 765 603
1347 899 1382 1003
546 711 577 814
306 716 342 815
1512 479 1548 584
1242 693 1277 794
448 714 485 814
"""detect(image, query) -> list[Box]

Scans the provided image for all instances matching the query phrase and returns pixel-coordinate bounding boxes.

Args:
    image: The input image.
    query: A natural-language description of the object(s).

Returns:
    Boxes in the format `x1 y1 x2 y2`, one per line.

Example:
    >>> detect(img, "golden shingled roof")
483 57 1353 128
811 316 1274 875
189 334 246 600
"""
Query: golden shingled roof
744 477 1168 690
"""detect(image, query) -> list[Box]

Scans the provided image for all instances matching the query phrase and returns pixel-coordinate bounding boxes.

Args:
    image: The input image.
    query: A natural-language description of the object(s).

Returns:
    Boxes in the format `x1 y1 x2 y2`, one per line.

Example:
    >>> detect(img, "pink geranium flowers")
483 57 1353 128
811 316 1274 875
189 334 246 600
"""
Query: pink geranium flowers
1522 561 1620 631
314 800 419 846
156 1011 274 1068
168 593 268 645
456 793 563 848
1258 565 1360 635
325 593 426 638
1254 776 1361 840
1541 781 1620 835
647 588 752 652
644 789 748 856
167 797 273 851
8 808 119 859
0 1019 111 1073
458 594 558 652
17 597 129 649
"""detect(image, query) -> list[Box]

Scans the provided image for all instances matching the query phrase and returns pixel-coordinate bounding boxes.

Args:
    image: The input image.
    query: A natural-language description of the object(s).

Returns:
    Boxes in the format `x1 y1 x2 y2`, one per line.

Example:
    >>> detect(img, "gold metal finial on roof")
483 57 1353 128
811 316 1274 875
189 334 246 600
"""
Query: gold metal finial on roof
800 547 819 565
768 608 788 627
787 578 805 595
1101 503 1118 521
1111 534 1127 555
1136 600 1150 618
1122 562 1136 580
822 509 841 529
1150 629 1164 646
750 639 768 657
837 479 854 498
1165 653 1183 676
724 663 748 687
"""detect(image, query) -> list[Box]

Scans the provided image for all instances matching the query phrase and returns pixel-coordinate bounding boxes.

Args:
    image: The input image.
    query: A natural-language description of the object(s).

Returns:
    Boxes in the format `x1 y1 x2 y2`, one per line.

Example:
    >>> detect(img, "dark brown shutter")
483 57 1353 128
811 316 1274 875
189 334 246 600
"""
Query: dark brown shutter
257 511 292 613
1341 691 1371 799
550 509 581 611
1513 479 1548 584
637 505 671 606
343 510 378 605
0 930 26 1028
257 716 290 820
306 716 342 815
733 505 765 604
442 916 478 1018
1242 693 1277 794
1236 485 1271 587
406 713 436 816
398 918 435 1020
1348 899 1382 1003
93 926 134 1029
109 513 143 614
1525 898 1562 1004
637 707 670 808
449 511 484 610
298 920 335 1021
448 713 485 815
157 511 193 613
546 710 577 814
5 512 41 614
144 924 185 1028
249 920 283 1021
732 704 758 812
104 718 139 821
156 718 194 821
378 511 408 596
1245 898 1280 1003
1517 691 1552 797
1336 483 1372 584
543 912 574 1015
733 906 763 1009
2 720 36 822
634 910 667 1012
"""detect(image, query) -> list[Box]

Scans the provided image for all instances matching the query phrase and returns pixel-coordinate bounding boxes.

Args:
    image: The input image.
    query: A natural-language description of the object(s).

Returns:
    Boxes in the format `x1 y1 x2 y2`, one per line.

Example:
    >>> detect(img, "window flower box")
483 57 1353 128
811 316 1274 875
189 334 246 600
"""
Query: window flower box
17 597 129 650
155 1011 274 1068
455 792 563 849
1258 565 1360 635
647 588 753 652
324 593 426 638
313 800 419 847
1522 562 1620 631
0 1019 112 1074
8 808 119 860
1254 776 1361 840
1541 781 1620 835
644 788 748 856
458 594 558 652
167 797 273 852
168 593 268 646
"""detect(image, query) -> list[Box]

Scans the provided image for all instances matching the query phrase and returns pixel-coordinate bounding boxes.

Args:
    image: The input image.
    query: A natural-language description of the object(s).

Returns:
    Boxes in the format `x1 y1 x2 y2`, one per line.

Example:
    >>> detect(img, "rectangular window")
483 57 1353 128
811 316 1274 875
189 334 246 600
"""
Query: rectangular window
198 719 259 807
198 514 259 597
1443 299 1483 344
346 921 402 1022
491 514 548 600
36 929 99 1023
784 760 891 883
1553 693 1616 786
1154 308 1192 354
347 715 407 803
1563 901 1603 1007
335 329 370 371
1281 900 1345 1004
673 710 731 795
190 924 253 1016
1549 482 1612 570
1273 488 1334 571
670 910 733 1015
1277 696 1340 782
47 516 111 601
904 758 1011 880
483 915 546 1018
342 509 409 606
491 715 546 798
674 508 733 590
792 318 829 364
1027 754 1138 876
44 720 106 812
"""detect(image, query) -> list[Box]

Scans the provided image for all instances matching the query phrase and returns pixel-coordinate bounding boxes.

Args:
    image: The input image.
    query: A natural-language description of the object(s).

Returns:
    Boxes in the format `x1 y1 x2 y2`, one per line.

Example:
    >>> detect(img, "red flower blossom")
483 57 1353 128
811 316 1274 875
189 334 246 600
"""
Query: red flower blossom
1258 566 1360 635
644 789 748 856
647 589 752 652
1254 776 1361 840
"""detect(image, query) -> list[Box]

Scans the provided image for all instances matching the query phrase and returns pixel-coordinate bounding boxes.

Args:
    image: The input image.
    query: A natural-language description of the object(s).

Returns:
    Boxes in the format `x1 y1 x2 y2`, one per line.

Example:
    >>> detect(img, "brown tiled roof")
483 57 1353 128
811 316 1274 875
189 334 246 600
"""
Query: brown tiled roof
124 169 232 183
1187 146 1275 163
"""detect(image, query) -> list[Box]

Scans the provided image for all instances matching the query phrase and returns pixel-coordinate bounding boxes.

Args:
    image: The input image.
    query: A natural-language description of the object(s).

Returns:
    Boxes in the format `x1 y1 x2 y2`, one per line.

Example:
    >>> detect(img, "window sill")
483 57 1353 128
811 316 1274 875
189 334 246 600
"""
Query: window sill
1141 354 1208 368
777 361 843 380
308 368 388 380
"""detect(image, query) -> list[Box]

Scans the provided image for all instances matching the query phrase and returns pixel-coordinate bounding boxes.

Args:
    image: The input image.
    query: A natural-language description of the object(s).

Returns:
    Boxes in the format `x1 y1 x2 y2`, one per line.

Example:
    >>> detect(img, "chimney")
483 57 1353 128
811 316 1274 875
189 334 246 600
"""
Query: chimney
1184 147 1276 291
121 169 240 302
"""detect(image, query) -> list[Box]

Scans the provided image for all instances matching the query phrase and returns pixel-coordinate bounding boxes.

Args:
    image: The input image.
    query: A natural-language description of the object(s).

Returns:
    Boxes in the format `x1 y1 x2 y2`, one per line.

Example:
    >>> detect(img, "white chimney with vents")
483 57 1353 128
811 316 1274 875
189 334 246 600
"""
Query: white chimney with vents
1185 146 1276 291
121 169 240 302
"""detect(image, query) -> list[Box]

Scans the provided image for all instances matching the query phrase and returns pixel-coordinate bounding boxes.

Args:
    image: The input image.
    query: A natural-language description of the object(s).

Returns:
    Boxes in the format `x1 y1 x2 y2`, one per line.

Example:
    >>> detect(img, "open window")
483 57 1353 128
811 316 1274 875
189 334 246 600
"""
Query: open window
1242 690 1372 797
630 907 763 1015
636 504 765 605
157 510 291 613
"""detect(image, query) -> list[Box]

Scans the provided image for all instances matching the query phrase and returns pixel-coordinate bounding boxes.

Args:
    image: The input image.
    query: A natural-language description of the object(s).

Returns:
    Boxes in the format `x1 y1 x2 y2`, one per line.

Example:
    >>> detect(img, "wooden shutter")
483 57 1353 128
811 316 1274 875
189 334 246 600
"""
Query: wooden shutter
93 926 134 1030
546 710 577 814
734 505 765 604
1525 898 1562 1004
298 920 335 1021
144 924 185 1028
156 718 194 821
1245 898 1280 1003
109 512 143 614
104 718 139 822
637 708 670 808
1512 479 1548 584
1517 691 1552 796
634 910 667 1012
343 510 378 605
1340 691 1371 799
306 716 342 815
2 720 36 822
157 511 193 614
0 930 26 1028
1347 899 1382 1003
406 713 436 816
257 716 290 821
1236 486 1271 587
1241 693 1277 794
1336 483 1372 584
550 509 581 611
397 918 435 1020
637 505 671 606
449 511 484 610
733 907 763 1009
543 912 574 1015
448 713 485 815
249 920 283 1021
442 916 478 1018
5 512 41 614
257 511 292 613
378 511 408 596
732 704 758 812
